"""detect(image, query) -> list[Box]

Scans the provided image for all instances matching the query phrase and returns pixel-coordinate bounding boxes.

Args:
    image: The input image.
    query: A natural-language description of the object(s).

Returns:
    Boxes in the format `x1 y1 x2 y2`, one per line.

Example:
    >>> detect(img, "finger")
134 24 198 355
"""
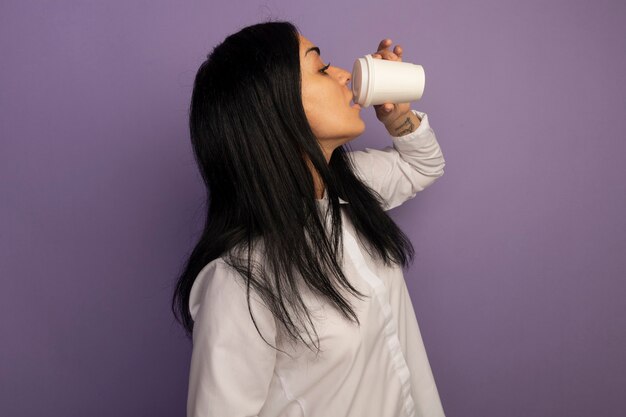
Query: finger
393 46 402 62
375 51 399 60
377 38 392 52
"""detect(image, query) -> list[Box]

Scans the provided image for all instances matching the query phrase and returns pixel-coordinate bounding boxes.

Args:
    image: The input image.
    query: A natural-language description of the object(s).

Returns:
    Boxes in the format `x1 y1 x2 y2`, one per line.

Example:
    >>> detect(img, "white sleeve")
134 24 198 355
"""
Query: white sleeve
348 109 446 211
187 260 277 417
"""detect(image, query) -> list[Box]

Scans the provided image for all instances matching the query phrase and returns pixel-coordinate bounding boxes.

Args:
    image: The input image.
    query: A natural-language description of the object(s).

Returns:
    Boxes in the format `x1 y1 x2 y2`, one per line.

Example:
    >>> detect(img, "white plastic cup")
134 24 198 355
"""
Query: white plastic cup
351 54 425 108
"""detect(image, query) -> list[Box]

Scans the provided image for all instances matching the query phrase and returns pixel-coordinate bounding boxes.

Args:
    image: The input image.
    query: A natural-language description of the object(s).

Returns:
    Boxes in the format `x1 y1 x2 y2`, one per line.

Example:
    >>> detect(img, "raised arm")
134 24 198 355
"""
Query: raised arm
348 109 445 211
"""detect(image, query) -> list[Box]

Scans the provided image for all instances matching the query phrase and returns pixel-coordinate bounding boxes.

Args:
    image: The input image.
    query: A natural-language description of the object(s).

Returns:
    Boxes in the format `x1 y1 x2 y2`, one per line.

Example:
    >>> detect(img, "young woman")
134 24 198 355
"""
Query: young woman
172 20 446 417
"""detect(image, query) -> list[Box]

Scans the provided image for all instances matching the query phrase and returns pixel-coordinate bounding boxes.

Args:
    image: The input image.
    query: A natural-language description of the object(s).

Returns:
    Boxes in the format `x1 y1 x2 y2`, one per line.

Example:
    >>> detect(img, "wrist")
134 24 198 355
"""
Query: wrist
384 110 421 137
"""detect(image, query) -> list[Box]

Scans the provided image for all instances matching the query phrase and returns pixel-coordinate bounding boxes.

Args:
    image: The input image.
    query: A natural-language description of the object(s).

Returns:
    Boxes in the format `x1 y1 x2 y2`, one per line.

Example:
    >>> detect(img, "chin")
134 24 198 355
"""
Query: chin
344 120 366 141
354 117 366 134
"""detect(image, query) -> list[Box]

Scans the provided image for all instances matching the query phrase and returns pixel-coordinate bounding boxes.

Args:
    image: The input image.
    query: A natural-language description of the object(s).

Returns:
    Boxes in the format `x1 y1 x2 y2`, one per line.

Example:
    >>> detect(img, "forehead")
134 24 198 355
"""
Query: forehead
298 34 315 51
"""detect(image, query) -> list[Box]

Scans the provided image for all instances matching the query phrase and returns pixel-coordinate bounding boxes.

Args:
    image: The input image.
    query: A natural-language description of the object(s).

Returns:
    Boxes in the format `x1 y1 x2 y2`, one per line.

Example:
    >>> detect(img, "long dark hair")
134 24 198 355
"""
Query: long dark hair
171 19 415 353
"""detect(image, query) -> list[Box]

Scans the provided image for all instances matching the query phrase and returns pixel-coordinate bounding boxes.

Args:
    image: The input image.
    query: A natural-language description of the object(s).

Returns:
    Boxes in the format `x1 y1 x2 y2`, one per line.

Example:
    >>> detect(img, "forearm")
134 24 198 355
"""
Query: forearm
384 111 422 137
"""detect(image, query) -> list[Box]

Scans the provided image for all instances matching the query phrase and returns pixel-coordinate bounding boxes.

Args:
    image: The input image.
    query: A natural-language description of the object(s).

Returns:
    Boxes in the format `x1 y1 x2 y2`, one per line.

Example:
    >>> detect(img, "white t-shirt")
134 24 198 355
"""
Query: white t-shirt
187 109 447 417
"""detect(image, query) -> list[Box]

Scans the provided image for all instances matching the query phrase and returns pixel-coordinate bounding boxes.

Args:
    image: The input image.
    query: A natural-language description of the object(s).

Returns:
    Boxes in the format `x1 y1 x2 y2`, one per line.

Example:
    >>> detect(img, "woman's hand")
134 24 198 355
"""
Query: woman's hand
371 39 413 128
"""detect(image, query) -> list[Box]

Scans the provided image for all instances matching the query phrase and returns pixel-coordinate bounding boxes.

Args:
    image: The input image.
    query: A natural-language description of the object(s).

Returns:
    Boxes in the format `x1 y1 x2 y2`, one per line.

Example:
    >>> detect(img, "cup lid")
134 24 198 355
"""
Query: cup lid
351 54 376 107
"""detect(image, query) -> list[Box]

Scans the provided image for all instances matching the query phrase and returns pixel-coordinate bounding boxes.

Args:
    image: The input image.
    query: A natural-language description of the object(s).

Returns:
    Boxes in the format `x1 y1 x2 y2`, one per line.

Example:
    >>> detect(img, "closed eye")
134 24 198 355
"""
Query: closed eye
319 62 331 75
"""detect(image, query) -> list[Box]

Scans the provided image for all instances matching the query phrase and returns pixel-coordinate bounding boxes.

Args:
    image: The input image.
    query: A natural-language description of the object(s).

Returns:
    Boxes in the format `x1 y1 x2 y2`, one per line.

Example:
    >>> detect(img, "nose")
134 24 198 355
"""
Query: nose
337 67 352 88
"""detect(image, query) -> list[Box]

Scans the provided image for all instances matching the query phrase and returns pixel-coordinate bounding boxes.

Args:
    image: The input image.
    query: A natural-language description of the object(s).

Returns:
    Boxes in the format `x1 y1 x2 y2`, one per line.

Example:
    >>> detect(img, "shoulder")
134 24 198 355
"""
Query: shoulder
188 255 274 325
188 257 244 321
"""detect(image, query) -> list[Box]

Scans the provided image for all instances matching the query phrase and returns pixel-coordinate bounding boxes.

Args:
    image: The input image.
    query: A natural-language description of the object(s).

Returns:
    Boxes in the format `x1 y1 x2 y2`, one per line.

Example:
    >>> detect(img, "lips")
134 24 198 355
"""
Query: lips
349 96 361 109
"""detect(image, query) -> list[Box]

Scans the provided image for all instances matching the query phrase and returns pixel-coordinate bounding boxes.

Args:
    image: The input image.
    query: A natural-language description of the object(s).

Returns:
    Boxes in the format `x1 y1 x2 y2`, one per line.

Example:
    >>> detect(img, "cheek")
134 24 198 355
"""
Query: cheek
301 79 354 138
301 83 328 122
302 77 322 101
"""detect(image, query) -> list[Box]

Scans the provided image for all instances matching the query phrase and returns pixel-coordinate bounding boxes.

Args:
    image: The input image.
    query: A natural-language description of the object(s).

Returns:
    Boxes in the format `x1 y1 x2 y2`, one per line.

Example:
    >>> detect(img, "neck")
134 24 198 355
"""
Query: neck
314 179 325 200
307 161 323 199
306 149 331 200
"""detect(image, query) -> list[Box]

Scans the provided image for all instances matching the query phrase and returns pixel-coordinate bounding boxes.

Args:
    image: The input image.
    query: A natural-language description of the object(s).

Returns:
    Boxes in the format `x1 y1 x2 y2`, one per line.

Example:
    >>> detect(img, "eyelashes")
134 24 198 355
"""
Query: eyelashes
319 62 331 75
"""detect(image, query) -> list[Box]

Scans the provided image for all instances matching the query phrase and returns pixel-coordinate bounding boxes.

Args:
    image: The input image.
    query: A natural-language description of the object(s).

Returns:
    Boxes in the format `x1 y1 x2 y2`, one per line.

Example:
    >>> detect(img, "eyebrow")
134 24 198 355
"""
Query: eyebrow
305 46 320 57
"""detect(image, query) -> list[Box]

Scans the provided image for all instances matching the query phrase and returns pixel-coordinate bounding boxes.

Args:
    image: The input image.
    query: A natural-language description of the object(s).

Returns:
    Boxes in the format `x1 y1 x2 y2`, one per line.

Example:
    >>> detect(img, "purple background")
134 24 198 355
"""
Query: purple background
1 1 625 416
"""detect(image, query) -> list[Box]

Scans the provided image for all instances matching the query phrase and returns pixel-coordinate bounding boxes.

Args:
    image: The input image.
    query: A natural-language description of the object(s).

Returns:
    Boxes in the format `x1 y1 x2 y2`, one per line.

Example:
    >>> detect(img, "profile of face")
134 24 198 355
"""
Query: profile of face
299 34 366 160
